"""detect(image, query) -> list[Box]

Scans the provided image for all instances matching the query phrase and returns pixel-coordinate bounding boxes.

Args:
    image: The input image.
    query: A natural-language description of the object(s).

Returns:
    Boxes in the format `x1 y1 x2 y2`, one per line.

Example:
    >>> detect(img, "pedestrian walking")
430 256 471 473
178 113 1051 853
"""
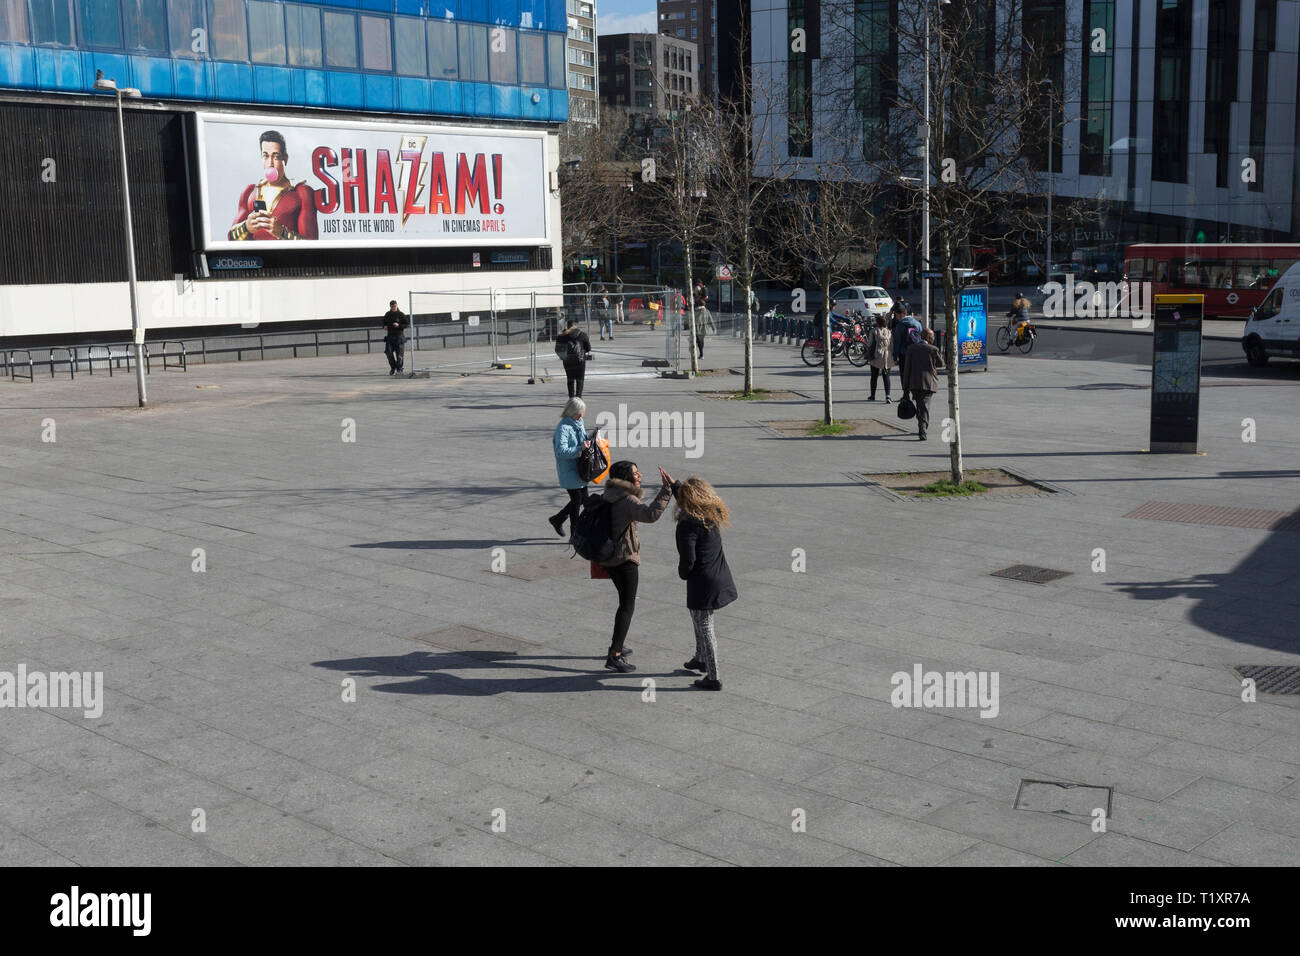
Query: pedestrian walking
381 299 408 375
597 287 614 340
614 275 626 324
694 302 716 358
549 398 592 538
892 309 922 370
553 317 591 398
901 328 945 441
867 314 894 402
596 461 676 673
674 477 737 691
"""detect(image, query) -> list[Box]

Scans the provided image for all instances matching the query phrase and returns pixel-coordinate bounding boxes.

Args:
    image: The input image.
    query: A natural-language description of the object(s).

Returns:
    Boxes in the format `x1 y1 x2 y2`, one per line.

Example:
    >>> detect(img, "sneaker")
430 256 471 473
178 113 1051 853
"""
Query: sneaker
389 369 396 376
692 677 722 691
620 646 633 657
917 433 927 441
684 658 707 671
885 396 892 404
605 653 635 673
547 514 566 537
867 395 876 401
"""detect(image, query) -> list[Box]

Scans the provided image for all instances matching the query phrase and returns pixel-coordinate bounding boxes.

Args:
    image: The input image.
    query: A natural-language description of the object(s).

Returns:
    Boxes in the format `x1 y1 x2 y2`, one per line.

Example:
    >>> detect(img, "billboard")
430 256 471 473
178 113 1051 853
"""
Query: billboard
956 285 988 368
195 113 549 250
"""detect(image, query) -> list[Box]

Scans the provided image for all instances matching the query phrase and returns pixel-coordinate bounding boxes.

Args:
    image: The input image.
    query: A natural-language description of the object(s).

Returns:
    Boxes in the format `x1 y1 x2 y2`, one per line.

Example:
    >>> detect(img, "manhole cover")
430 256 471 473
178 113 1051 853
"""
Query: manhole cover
991 564 1072 584
406 625 539 659
1231 665 1300 695
1125 501 1300 532
490 550 587 581
1014 779 1114 819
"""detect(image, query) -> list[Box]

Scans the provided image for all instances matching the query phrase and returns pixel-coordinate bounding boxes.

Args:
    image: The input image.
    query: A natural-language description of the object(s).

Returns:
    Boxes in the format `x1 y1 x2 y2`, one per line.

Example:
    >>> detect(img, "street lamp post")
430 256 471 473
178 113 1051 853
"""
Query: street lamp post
920 0 951 331
94 71 146 408
1040 78 1054 280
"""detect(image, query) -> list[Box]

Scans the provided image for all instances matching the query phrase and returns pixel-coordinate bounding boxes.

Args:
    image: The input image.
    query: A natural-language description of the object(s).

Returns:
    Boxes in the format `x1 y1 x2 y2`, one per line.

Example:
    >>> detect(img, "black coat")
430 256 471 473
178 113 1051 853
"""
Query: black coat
557 327 591 366
676 516 738 611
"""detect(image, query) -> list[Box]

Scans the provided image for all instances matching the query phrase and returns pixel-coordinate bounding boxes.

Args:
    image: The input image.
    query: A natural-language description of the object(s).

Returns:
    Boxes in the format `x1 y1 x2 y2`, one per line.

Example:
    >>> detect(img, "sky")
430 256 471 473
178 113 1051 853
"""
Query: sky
596 0 658 35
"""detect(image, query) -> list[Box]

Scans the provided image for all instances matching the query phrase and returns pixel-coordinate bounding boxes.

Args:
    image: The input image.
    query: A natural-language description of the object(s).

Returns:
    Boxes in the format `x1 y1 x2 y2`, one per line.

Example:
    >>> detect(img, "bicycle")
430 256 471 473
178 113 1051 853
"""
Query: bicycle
995 320 1036 354
801 314 855 367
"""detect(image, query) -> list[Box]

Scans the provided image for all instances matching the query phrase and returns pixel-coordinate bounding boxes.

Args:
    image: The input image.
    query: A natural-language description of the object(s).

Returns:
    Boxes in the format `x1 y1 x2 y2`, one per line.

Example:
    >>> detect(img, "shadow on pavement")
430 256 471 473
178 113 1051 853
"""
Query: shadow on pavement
313 649 697 694
353 538 556 550
1110 509 1300 651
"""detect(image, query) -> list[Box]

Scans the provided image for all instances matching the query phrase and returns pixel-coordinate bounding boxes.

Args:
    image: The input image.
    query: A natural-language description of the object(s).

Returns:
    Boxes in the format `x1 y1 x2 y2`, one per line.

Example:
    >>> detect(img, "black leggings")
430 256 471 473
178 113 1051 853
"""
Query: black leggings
870 366 891 396
607 561 638 654
553 487 586 526
565 362 585 397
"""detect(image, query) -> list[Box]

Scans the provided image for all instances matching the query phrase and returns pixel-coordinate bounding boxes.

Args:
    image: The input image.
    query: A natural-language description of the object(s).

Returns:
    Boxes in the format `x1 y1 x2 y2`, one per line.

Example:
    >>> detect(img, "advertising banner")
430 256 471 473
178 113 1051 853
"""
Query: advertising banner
1149 294 1203 453
956 285 988 368
195 113 549 250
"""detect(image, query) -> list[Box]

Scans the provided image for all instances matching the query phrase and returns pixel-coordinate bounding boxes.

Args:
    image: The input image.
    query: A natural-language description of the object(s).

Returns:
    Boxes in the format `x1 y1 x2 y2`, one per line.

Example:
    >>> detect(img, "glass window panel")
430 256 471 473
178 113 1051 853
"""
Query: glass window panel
121 0 167 51
248 0 285 64
285 3 321 67
167 0 203 56
427 19 457 78
395 16 425 75
519 31 545 85
361 14 390 71
458 22 488 82
546 33 563 87
324 11 357 68
207 0 248 60
79 0 122 47
489 25 516 83
0 0 31 42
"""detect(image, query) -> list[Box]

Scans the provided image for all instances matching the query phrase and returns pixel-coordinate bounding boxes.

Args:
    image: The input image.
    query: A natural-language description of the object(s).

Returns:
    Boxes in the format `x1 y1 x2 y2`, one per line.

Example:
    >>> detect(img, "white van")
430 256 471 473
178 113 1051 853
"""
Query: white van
1242 262 1300 367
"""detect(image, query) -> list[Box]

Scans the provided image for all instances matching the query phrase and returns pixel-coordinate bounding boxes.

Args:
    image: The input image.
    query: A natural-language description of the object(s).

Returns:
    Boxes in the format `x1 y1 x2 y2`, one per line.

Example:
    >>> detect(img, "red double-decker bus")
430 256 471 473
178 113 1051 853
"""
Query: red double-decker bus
1124 243 1300 318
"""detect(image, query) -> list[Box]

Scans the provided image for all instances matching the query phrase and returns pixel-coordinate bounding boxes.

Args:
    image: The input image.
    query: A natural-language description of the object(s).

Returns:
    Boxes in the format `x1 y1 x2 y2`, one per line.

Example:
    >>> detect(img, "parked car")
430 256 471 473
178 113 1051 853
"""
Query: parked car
831 286 894 321
1242 261 1300 367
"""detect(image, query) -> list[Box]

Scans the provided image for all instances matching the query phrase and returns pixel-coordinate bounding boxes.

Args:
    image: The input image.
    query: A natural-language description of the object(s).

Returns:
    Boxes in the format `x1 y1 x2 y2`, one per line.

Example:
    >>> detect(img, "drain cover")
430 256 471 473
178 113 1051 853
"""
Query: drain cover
1231 665 1300 696
491 550 587 581
991 564 1072 584
406 625 539 659
1014 779 1114 819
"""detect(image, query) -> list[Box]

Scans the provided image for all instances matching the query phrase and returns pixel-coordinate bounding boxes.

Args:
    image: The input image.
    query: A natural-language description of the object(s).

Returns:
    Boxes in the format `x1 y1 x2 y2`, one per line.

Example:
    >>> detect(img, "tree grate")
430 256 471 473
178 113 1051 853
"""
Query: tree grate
991 564 1072 585
1231 665 1300 696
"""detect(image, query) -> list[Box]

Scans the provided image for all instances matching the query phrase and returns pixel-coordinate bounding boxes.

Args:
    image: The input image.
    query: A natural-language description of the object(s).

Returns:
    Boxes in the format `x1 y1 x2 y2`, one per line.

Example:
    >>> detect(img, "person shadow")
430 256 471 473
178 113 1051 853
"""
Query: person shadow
313 649 698 695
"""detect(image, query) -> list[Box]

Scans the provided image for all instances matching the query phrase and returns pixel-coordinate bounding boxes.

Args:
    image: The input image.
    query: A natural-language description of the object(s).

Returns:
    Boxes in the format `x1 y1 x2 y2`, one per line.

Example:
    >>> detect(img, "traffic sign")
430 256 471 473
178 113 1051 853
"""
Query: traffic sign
921 271 942 279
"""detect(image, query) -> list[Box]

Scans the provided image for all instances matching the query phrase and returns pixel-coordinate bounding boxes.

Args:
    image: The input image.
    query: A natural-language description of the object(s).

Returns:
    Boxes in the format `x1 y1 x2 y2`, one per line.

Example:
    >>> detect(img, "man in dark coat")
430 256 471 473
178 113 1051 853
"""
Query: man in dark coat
901 328 945 440
382 299 408 375
554 318 592 397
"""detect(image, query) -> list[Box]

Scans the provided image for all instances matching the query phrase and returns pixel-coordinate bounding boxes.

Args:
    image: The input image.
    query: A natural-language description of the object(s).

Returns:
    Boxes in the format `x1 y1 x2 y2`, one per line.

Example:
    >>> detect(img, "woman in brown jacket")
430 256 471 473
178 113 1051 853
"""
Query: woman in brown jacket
867 314 893 402
598 460 677 672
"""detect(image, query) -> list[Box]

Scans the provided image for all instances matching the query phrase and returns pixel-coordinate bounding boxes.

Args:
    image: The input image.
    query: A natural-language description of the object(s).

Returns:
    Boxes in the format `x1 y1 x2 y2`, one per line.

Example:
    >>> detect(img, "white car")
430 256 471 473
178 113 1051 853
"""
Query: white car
831 286 893 320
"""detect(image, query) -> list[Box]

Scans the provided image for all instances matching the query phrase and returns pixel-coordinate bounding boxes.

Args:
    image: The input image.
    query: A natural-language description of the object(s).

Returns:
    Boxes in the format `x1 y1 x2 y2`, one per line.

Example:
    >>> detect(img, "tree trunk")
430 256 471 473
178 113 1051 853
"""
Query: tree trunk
943 264 964 485
685 238 699 375
743 278 754 396
822 272 833 425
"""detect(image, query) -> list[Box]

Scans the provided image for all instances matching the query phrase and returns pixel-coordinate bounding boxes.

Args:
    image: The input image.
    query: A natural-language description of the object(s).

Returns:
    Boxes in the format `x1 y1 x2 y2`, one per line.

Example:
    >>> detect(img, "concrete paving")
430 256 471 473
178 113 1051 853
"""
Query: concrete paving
1 324 1298 866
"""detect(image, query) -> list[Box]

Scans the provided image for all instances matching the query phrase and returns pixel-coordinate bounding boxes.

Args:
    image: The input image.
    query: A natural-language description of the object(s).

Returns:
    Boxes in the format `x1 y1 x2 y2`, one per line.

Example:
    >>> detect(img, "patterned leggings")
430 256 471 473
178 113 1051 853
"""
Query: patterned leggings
690 609 720 681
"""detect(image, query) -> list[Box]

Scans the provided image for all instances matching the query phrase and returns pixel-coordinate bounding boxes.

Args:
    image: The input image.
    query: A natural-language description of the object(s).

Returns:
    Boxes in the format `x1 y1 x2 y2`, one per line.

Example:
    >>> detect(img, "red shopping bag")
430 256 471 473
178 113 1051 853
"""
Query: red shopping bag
590 561 610 579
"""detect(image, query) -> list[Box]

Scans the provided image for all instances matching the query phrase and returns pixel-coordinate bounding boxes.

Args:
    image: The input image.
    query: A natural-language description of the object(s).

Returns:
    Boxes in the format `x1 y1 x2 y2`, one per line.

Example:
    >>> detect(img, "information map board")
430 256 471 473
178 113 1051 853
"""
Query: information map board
1149 294 1204 453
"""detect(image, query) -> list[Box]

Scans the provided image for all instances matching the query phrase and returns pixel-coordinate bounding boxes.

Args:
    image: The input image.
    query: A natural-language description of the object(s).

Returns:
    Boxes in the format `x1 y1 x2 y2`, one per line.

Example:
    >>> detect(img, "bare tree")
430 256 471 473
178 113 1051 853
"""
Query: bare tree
557 110 636 275
640 103 719 375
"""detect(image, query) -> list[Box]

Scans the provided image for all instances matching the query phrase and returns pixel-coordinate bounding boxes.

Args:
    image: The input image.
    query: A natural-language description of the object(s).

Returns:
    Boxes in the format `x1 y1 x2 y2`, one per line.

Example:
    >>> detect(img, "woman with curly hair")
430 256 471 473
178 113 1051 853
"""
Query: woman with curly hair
673 477 738 690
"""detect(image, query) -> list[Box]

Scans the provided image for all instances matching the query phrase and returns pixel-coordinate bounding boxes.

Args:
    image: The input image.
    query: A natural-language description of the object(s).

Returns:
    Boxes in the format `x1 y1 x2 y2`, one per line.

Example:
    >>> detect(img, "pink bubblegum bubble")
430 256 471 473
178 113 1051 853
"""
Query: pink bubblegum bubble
263 167 279 183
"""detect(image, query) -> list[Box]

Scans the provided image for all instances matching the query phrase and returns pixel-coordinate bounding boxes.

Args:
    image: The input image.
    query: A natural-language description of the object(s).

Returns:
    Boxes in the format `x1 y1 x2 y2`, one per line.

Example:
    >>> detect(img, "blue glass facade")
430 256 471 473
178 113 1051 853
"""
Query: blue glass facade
0 0 569 121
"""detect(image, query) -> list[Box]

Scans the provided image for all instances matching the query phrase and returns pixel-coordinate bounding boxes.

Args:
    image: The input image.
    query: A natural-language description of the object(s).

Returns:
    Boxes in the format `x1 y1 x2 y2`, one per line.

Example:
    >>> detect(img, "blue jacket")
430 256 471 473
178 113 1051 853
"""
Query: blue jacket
553 416 588 489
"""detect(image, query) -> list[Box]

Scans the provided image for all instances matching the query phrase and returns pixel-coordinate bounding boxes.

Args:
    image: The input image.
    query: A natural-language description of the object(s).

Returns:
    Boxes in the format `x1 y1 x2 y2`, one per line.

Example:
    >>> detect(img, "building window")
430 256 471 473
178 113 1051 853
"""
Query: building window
615 71 624 86
1248 0 1277 193
489 25 517 84
27 0 74 44
248 0 286 65
458 22 489 81
547 33 564 87
787 0 813 157
121 0 168 53
1080 0 1115 177
635 90 651 108
79 0 121 48
395 15 426 76
1151 0 1190 184
520 30 546 85
0 0 31 43
428 19 457 78
285 3 321 67
165 0 202 56
634 68 651 87
360 14 391 71
568 70 593 90
207 0 248 61
1203 0 1237 187
323 11 356 69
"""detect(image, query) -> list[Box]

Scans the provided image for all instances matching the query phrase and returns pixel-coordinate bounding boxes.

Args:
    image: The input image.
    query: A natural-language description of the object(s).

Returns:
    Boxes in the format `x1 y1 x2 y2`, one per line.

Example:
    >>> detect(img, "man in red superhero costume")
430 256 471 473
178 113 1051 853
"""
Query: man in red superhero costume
228 130 319 241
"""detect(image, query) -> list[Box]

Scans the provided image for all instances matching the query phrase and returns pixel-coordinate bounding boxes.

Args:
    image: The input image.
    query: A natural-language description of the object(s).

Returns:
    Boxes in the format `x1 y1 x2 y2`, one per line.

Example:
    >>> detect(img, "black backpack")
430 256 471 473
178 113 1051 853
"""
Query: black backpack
570 496 616 563
554 333 582 363
576 427 608 483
